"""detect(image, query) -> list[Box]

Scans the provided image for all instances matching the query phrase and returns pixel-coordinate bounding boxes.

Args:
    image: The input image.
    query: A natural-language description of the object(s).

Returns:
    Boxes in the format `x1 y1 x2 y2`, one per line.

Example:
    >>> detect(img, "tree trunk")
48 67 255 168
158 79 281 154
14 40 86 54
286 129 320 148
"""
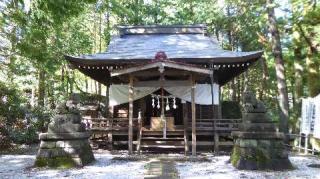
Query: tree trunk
61 66 65 93
48 79 55 109
237 77 242 102
259 57 269 100
98 83 102 95
38 69 46 107
296 24 320 96
306 47 320 97
294 46 303 102
70 71 74 95
267 0 290 142
85 77 88 93
230 79 237 101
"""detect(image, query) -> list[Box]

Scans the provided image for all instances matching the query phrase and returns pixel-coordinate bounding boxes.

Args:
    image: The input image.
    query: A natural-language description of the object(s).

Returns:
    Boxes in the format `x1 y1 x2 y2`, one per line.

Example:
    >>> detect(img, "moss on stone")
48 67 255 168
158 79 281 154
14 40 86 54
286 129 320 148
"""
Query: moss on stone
51 157 77 169
231 146 241 166
35 156 77 169
243 148 269 165
35 157 48 167
254 149 269 164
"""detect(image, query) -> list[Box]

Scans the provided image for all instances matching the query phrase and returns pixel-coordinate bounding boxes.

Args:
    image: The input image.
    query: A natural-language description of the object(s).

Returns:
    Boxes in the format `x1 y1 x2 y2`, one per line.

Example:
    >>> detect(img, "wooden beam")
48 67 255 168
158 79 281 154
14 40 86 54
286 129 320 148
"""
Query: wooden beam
111 62 160 77
191 75 196 156
111 61 212 77
128 75 134 154
165 62 212 75
134 80 191 87
131 70 190 78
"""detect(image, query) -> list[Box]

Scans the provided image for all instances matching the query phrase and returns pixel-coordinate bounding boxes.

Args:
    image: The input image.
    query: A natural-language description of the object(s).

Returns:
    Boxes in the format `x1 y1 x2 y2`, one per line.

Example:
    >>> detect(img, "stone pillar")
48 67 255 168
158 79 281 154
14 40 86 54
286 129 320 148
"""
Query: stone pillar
35 101 94 168
230 91 292 170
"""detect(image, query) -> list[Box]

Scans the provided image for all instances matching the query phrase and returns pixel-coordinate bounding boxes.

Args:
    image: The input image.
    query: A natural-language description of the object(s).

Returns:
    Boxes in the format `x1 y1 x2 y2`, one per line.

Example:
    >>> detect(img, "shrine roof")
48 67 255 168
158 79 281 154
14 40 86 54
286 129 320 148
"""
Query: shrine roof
65 24 262 65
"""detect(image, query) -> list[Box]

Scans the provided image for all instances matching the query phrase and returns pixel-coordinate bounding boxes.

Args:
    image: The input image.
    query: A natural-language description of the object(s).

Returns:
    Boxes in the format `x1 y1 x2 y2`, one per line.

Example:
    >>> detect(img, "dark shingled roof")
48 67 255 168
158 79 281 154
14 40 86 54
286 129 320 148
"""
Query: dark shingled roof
65 25 262 65
64 25 263 85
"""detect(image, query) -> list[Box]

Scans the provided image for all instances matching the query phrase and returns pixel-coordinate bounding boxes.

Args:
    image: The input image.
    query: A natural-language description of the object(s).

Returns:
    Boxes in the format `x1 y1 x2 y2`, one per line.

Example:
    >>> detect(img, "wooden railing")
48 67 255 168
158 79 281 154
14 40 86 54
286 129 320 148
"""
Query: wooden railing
187 118 242 152
188 118 241 133
84 117 139 131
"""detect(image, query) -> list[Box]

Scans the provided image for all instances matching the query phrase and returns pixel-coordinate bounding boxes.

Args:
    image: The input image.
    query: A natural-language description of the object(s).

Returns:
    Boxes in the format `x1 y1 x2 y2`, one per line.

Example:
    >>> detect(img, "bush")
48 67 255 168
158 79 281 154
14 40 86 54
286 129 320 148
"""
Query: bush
0 120 12 151
30 106 53 133
8 125 38 144
221 101 242 119
0 82 26 125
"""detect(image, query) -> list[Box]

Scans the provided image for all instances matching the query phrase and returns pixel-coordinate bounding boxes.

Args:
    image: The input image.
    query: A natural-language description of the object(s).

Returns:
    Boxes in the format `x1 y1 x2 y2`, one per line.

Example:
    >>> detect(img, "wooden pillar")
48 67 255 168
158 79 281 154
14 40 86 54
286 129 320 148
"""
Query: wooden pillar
106 84 110 117
191 75 196 156
137 110 142 154
128 75 134 154
218 86 222 119
304 134 308 154
183 101 189 155
106 84 113 150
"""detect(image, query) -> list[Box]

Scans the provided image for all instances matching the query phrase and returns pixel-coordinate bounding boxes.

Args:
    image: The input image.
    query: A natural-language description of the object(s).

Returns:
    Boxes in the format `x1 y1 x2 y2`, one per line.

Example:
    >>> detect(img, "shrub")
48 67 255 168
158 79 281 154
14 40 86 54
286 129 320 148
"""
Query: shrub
0 120 12 151
9 126 38 144
221 101 242 119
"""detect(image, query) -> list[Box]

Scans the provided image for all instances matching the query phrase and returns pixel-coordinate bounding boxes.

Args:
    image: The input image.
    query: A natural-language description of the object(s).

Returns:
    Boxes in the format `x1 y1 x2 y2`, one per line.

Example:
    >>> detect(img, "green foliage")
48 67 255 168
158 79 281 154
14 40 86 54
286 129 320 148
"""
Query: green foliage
0 82 26 124
0 120 12 151
8 125 38 144
30 106 53 132
1 0 320 145
221 101 241 119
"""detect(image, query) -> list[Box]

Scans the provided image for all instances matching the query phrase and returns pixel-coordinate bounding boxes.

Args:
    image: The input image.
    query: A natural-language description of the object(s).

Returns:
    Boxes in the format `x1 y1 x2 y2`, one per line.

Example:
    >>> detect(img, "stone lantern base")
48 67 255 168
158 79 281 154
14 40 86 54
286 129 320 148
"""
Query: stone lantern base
230 91 292 170
35 102 94 168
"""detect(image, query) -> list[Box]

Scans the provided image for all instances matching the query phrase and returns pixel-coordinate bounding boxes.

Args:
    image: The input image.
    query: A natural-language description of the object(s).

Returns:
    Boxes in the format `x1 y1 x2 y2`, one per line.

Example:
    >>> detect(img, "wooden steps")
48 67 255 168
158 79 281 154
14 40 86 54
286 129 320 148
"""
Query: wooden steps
141 137 184 140
139 130 185 153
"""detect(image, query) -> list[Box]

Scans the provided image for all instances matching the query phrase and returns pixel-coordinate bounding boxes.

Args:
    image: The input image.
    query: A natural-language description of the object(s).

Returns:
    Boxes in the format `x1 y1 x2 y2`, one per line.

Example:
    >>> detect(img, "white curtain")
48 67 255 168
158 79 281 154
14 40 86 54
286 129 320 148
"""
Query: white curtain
165 84 219 105
108 83 219 106
109 85 158 106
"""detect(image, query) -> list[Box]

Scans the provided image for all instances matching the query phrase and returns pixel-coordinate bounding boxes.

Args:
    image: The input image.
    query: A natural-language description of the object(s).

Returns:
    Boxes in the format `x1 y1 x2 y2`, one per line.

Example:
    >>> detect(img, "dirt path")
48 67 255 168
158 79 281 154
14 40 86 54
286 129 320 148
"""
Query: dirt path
144 158 179 179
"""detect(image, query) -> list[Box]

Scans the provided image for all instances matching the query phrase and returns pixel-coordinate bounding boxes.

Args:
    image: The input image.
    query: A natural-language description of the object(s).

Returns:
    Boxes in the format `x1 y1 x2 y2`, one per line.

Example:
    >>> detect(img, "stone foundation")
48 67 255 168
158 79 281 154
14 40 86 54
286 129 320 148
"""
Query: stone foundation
231 91 292 170
35 101 94 168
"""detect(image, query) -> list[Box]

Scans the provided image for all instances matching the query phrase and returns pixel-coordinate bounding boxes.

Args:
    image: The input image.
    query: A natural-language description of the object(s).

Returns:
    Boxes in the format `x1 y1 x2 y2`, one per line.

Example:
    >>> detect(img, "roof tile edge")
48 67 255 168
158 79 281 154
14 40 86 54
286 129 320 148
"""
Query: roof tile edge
118 24 207 36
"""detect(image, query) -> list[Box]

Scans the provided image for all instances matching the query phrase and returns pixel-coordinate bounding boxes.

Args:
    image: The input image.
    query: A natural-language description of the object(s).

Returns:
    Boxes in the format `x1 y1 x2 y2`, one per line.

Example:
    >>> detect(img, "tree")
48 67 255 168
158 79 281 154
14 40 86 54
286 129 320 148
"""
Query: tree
266 0 290 141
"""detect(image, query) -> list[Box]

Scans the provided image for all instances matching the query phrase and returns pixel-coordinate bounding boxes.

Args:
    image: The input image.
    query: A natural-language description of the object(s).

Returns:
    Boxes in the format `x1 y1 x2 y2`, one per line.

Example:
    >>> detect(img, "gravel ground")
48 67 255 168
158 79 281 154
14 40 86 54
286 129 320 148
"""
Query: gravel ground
0 151 320 179
0 151 146 179
176 154 320 179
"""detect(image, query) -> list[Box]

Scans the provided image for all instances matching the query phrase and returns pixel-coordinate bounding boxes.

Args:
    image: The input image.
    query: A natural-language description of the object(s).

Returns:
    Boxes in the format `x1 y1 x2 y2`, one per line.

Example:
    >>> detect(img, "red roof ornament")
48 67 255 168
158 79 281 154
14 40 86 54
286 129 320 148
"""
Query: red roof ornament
154 51 167 61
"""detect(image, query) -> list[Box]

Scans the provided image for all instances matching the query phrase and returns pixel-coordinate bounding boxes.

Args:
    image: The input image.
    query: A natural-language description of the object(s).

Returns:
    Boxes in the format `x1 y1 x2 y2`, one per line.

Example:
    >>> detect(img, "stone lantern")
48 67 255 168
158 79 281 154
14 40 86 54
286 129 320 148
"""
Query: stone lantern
35 100 94 168
231 91 292 170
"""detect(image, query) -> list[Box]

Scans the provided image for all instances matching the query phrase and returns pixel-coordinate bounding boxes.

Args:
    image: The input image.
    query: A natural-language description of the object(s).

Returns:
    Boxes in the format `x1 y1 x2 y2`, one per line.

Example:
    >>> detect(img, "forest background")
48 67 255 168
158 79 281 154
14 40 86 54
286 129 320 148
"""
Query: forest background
0 0 319 147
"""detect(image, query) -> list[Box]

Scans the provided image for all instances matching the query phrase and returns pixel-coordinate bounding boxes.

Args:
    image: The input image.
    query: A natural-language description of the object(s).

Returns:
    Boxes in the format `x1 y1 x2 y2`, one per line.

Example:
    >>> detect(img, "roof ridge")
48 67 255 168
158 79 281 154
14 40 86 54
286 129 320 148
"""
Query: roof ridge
118 24 207 36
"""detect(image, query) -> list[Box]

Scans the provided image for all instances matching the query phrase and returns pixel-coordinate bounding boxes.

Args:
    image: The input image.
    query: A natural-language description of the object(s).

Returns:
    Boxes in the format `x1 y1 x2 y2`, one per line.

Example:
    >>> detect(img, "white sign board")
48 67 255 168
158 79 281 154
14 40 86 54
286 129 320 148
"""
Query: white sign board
301 95 320 139
301 98 314 135
313 95 320 139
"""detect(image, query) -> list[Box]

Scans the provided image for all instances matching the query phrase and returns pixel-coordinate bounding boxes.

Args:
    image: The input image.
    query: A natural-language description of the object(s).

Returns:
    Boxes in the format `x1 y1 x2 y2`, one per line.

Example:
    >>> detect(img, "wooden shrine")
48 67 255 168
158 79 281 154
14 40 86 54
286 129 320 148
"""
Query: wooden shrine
65 25 262 156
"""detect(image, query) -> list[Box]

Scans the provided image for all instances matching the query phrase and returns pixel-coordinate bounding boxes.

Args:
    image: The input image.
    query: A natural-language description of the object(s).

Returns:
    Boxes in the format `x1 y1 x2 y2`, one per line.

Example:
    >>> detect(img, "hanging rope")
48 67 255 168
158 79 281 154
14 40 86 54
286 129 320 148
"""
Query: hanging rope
151 94 177 111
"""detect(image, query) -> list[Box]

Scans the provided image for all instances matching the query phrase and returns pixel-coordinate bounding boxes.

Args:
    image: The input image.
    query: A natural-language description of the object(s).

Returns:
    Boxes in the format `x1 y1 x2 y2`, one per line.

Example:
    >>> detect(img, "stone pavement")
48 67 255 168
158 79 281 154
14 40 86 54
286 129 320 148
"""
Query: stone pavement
144 158 179 179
